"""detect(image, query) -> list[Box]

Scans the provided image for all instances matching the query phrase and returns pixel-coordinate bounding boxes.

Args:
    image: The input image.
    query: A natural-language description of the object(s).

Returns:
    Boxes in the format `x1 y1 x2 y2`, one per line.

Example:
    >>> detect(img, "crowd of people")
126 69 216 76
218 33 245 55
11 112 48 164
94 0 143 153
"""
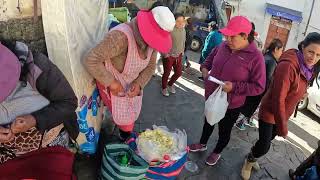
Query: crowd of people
1 2 320 180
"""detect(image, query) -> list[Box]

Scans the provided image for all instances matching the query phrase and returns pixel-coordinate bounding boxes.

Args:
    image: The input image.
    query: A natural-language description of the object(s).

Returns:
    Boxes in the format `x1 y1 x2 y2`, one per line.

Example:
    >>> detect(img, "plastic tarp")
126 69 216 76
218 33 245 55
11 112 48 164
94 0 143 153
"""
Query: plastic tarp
41 0 108 154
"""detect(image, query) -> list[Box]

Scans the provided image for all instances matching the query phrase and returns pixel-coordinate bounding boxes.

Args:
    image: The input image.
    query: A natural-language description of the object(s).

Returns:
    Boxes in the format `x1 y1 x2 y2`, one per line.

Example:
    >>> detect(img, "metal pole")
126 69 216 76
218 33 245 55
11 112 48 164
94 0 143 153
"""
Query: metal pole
303 0 315 36
238 0 240 15
33 0 38 23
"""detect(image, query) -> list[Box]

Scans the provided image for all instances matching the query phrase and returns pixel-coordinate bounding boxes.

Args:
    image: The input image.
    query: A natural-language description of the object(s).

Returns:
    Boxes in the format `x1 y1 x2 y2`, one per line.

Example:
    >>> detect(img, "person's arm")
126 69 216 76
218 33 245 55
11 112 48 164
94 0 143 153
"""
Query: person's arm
31 53 78 133
201 33 213 60
132 51 157 89
184 29 190 52
231 54 266 96
84 30 128 87
271 62 294 137
182 30 186 54
200 46 219 71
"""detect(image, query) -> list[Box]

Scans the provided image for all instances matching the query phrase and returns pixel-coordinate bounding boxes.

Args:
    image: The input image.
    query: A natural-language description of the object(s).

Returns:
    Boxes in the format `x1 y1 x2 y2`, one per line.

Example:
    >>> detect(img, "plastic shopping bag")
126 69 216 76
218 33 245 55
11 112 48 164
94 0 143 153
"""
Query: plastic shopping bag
76 88 104 154
136 125 187 163
204 85 229 125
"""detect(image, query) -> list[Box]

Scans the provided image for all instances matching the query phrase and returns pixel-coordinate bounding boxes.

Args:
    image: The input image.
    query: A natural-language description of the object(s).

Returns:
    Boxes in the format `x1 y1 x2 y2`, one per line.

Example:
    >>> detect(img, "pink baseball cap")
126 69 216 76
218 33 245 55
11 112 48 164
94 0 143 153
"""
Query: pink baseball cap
219 16 252 36
0 43 21 102
137 6 176 53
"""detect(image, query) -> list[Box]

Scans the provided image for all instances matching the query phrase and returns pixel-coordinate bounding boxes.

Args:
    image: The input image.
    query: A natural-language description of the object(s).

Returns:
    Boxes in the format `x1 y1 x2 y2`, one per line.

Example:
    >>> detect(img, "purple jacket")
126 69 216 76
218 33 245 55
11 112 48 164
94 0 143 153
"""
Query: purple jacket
201 42 266 109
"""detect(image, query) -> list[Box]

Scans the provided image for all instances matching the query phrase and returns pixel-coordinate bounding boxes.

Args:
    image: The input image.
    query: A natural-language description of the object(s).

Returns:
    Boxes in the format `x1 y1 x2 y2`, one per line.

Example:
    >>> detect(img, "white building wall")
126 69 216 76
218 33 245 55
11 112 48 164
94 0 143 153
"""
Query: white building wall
307 0 320 34
226 0 319 50
286 0 313 49
0 0 41 21
227 0 272 48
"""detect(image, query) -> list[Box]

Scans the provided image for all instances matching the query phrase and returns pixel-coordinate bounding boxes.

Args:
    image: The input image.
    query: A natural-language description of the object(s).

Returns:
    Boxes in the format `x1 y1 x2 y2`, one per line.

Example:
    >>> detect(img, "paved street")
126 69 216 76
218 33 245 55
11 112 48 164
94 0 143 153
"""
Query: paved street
75 51 320 180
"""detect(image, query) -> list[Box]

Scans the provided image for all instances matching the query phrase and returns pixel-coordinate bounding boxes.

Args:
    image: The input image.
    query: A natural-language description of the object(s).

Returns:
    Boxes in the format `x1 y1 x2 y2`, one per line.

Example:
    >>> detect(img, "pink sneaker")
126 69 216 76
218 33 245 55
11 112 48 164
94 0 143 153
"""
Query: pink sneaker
206 152 221 166
189 144 207 152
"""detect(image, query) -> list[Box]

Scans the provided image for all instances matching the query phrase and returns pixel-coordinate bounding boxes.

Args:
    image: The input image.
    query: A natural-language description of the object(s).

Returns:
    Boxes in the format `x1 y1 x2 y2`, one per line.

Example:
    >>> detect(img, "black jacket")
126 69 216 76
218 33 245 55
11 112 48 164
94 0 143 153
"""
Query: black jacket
31 53 79 140
264 53 277 88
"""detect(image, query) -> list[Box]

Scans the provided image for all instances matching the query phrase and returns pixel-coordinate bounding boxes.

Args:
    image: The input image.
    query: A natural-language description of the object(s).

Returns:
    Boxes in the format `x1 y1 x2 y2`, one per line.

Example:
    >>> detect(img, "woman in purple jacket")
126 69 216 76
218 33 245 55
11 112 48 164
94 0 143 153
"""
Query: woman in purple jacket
189 16 266 166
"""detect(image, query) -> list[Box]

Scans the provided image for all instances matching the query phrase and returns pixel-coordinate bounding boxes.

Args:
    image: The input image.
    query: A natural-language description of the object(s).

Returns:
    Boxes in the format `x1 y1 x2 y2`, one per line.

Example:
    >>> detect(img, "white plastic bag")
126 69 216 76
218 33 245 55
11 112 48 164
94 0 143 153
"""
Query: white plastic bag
204 85 229 126
136 125 187 163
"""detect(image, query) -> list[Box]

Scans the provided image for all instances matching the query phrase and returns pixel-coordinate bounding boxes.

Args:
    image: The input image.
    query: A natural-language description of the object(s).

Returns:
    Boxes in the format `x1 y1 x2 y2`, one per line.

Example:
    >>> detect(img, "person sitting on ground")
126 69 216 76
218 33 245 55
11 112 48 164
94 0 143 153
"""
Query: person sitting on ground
0 41 79 164
84 6 176 141
235 38 284 130
161 13 186 97
241 32 320 180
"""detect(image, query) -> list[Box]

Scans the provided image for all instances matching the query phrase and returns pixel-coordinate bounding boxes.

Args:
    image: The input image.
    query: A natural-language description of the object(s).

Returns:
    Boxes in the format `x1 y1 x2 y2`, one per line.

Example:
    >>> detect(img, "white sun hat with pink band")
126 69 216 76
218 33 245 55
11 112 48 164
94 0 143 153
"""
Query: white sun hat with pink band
137 6 176 53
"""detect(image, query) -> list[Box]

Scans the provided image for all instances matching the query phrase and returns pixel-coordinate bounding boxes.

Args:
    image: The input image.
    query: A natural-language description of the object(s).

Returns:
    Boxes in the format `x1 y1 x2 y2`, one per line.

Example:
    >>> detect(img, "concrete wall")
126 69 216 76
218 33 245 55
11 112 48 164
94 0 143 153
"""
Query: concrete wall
226 0 320 50
0 0 46 54
0 0 41 21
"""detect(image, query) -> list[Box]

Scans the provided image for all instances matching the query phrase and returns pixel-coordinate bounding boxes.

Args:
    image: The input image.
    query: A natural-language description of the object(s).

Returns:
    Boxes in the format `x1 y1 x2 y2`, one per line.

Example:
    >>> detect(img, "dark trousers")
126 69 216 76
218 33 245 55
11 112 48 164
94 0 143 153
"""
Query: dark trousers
251 120 277 159
119 129 131 140
240 93 264 118
199 55 205 65
200 108 240 154
162 55 183 89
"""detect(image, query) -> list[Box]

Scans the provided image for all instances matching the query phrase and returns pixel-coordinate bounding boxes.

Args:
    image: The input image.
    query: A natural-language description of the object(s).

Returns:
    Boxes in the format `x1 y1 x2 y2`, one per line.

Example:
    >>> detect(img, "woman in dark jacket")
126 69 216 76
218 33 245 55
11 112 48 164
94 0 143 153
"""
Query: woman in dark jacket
264 39 284 87
0 41 78 163
241 32 320 180
235 39 283 130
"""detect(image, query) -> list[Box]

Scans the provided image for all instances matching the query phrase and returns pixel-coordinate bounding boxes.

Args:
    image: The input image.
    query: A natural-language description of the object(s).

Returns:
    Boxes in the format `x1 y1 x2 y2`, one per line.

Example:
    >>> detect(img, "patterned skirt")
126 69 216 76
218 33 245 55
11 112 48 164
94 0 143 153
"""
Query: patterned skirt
0 124 69 164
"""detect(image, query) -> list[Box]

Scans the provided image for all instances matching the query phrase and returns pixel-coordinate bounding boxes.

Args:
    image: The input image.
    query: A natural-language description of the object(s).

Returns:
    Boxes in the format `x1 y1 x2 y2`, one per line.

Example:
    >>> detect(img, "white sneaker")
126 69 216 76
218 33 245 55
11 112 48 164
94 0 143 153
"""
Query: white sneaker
162 88 169 97
168 85 176 94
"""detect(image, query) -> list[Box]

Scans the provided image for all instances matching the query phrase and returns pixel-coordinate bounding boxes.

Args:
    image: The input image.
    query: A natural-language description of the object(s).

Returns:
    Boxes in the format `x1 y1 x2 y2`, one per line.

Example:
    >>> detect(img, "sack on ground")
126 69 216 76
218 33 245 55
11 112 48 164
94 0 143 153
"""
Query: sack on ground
146 153 188 180
204 85 229 125
136 125 187 163
126 132 188 180
100 144 149 180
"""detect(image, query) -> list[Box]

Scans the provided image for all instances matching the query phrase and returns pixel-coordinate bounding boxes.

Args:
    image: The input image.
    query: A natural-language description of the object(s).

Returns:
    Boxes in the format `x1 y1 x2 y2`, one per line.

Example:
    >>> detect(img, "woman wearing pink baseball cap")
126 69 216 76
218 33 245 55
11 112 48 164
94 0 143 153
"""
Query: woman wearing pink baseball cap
189 16 266 166
84 6 176 140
